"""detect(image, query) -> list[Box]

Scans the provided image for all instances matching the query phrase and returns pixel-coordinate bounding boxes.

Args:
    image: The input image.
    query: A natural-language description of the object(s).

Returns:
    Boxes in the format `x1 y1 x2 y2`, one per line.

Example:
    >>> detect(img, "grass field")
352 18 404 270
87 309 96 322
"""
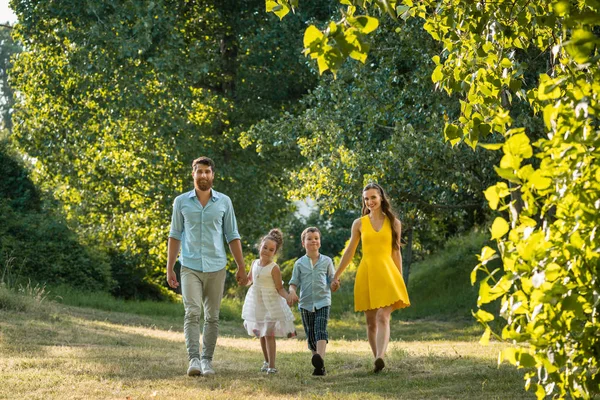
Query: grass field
0 289 533 400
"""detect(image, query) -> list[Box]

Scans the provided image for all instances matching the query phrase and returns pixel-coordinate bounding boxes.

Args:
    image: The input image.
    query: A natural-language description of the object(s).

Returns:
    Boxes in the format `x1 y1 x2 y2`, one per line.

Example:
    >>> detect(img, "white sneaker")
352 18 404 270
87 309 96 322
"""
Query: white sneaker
266 367 278 374
261 361 269 372
201 359 215 375
187 358 202 376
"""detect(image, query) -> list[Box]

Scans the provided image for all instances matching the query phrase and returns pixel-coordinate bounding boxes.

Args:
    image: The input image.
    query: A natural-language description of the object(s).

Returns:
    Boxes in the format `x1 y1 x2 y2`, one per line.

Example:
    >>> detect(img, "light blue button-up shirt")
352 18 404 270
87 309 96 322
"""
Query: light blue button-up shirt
289 254 336 312
168 189 241 272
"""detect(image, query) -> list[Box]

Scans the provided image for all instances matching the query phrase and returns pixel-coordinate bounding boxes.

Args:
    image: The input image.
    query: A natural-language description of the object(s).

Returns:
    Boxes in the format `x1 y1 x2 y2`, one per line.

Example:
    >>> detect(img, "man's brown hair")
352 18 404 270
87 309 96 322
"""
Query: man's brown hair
192 156 215 172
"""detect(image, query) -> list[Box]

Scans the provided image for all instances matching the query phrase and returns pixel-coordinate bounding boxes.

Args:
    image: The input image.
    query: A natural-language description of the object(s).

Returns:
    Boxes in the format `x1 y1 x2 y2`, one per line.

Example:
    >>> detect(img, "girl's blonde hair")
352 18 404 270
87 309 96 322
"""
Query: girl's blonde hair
301 226 321 243
258 228 284 253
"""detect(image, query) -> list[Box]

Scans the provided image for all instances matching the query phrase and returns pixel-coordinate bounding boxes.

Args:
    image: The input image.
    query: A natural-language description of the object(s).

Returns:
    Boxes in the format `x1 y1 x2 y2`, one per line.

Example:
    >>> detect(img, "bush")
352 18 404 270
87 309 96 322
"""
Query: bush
0 141 114 292
400 229 500 320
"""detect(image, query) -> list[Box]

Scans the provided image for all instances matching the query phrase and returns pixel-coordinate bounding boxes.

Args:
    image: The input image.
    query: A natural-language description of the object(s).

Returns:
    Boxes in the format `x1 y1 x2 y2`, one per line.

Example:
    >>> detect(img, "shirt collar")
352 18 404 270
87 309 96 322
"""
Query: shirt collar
302 254 321 265
187 188 221 202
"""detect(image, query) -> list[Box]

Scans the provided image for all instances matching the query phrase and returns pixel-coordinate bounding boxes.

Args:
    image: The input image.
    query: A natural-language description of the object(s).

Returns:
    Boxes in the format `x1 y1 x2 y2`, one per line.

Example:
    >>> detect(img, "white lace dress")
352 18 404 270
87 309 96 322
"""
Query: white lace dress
242 260 296 338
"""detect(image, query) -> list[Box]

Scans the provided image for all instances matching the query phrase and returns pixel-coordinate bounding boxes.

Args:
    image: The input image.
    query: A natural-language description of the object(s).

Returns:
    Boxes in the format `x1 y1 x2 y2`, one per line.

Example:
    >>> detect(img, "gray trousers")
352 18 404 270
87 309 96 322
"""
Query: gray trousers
181 266 226 361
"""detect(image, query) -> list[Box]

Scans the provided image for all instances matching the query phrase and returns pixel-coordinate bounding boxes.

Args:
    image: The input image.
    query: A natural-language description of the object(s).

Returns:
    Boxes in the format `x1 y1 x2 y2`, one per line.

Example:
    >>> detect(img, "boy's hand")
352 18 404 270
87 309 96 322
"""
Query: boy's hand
287 291 299 306
331 279 341 292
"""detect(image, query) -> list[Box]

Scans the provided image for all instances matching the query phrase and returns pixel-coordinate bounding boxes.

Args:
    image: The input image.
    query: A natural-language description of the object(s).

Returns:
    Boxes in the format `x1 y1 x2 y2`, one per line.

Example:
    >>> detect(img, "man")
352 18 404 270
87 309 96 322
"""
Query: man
166 156 248 376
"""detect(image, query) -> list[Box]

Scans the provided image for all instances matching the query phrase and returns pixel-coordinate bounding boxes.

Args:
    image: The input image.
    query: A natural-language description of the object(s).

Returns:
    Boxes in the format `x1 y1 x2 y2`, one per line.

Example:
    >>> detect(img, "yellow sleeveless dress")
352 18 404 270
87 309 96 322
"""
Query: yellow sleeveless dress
354 215 410 312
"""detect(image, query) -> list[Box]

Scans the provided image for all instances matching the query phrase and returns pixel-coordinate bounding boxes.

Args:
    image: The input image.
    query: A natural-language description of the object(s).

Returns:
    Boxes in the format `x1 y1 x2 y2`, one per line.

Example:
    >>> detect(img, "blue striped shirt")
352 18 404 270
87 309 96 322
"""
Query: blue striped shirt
168 189 241 272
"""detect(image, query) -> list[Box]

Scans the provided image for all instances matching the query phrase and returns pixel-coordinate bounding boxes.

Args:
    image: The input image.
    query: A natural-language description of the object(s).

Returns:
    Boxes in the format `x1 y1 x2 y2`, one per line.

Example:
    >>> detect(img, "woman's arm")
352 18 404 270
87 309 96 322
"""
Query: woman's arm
271 265 289 299
392 219 403 275
333 218 362 281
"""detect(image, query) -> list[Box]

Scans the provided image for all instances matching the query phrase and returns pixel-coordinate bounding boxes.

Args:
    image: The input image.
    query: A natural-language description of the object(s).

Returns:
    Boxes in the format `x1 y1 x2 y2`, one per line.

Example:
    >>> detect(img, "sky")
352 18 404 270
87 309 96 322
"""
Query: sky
0 0 17 24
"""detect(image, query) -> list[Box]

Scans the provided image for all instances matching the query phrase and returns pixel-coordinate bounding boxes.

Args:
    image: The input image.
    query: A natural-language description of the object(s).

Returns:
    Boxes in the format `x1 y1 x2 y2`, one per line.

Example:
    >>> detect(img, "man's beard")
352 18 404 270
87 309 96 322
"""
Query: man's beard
196 180 212 191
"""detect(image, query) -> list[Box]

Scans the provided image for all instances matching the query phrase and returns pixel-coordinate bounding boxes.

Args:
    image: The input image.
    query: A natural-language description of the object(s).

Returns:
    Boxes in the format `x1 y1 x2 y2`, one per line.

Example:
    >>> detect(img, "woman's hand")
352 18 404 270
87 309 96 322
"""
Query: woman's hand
331 278 341 292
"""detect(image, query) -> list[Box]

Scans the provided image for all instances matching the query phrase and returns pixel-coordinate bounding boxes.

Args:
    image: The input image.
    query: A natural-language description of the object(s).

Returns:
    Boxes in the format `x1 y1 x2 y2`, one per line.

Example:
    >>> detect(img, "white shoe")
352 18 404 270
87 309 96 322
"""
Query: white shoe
201 359 215 375
266 367 278 374
187 358 202 376
261 361 269 372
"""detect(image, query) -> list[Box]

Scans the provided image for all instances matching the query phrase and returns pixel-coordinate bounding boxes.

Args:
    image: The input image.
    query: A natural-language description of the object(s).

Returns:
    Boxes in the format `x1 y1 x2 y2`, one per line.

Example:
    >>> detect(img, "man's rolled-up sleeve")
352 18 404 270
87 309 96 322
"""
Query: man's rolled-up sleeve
168 197 184 240
223 197 241 243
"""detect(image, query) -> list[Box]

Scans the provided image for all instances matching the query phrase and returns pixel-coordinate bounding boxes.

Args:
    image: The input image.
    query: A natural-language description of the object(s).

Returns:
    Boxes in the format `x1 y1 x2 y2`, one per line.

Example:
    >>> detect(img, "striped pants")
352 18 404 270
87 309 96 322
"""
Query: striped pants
300 306 330 352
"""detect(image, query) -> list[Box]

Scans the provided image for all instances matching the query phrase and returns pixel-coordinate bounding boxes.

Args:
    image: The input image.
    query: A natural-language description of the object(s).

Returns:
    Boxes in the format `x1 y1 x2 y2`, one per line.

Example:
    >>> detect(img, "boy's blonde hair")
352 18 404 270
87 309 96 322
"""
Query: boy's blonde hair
301 227 321 243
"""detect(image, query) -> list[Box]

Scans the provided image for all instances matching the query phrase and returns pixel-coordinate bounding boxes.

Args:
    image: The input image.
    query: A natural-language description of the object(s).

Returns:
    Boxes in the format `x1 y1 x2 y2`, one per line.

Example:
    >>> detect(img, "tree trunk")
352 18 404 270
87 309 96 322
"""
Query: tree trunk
402 227 413 286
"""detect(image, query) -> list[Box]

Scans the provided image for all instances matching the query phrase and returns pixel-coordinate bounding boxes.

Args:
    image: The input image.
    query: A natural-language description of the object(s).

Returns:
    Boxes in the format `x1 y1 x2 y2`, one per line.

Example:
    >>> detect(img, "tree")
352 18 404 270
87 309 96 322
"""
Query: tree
0 25 19 133
268 0 600 397
245 18 501 283
8 0 326 298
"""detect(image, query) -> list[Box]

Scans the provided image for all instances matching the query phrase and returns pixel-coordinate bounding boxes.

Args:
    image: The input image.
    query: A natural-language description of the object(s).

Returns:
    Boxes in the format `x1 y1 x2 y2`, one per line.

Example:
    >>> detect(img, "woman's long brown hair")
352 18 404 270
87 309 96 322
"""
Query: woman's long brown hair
361 183 401 250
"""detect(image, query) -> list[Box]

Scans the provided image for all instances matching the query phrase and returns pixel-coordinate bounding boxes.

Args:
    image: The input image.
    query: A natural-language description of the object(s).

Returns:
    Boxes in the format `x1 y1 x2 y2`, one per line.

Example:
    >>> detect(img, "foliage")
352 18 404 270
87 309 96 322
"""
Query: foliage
8 0 329 298
0 140 113 291
402 229 500 320
268 0 600 397
245 18 500 259
281 208 359 261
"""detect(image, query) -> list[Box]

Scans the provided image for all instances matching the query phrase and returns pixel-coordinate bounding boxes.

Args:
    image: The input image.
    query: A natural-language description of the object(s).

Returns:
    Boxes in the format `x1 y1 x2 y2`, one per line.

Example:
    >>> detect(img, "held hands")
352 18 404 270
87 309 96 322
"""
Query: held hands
331 278 341 292
236 267 249 286
287 291 299 306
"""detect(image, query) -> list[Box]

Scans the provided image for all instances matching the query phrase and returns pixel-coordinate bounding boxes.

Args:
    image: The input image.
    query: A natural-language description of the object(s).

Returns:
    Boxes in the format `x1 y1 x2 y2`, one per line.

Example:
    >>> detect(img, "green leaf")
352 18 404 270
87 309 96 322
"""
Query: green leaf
478 143 503 150
565 29 598 64
494 166 520 182
500 347 518 365
537 74 564 101
503 132 532 158
500 58 512 68
304 25 324 48
490 217 509 240
478 246 498 265
432 65 443 83
396 5 411 19
347 16 379 34
552 0 570 15
528 169 551 190
474 309 495 323
484 183 510 210
518 353 536 368
480 326 492 345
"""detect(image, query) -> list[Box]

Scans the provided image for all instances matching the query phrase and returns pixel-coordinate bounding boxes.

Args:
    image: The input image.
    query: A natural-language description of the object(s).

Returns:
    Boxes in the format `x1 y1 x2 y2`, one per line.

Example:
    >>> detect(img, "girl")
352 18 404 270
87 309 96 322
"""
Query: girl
287 227 336 376
332 183 410 373
241 228 296 374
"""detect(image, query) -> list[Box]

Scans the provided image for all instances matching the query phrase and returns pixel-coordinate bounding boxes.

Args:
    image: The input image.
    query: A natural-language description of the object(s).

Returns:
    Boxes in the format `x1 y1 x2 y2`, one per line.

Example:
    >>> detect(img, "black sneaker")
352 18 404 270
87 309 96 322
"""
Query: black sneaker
311 354 324 370
374 357 385 373
313 367 326 376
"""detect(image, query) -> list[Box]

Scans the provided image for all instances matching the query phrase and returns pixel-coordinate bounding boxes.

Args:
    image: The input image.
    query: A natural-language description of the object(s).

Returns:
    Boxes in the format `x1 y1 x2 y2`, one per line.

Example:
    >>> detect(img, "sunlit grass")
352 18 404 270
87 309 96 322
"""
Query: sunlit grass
0 297 532 400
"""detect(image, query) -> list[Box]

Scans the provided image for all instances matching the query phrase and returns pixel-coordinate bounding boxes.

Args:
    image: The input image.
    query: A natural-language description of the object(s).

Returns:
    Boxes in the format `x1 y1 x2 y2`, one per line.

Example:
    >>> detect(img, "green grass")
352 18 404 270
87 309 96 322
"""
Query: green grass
0 229 530 399
0 285 533 400
47 284 243 321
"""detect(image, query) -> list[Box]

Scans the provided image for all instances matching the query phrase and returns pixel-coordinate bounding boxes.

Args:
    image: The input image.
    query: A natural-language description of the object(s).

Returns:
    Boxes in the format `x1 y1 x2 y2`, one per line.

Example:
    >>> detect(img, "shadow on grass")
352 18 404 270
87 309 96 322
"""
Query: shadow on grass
0 304 530 399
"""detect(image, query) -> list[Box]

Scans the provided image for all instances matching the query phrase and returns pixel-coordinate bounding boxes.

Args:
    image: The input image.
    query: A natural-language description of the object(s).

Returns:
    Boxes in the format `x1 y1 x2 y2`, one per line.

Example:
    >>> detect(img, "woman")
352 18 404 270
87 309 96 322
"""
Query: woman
332 183 410 373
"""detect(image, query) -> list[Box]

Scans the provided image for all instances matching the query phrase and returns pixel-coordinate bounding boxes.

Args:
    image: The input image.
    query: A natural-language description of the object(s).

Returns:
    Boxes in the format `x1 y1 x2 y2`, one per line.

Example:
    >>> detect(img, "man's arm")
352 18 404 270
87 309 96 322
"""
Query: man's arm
167 237 181 288
228 239 247 285
167 197 183 288
222 197 246 285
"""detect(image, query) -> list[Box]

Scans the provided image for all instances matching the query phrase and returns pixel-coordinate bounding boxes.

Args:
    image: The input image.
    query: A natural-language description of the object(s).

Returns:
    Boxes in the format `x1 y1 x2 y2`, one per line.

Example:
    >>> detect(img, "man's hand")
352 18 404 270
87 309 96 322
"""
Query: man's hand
236 267 248 286
287 291 299 306
167 268 179 289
